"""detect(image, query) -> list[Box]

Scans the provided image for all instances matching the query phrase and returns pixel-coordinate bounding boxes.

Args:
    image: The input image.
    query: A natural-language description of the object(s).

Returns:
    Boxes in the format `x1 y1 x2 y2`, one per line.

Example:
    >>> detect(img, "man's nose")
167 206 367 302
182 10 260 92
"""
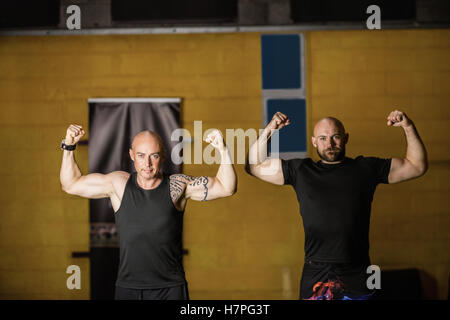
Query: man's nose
329 139 336 147
324 138 333 148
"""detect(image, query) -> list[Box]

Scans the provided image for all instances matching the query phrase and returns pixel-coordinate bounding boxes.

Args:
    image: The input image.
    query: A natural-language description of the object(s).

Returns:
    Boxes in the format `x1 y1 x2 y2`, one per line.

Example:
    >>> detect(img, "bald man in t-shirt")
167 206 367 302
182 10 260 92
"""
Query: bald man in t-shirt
246 110 427 300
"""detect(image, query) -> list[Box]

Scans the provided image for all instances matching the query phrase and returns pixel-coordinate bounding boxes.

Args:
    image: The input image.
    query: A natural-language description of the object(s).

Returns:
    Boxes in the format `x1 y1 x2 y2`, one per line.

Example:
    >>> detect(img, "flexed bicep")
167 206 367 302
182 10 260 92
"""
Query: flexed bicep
247 158 284 185
186 176 210 201
185 175 233 201
388 157 425 184
64 172 114 199
170 129 237 205
169 174 220 209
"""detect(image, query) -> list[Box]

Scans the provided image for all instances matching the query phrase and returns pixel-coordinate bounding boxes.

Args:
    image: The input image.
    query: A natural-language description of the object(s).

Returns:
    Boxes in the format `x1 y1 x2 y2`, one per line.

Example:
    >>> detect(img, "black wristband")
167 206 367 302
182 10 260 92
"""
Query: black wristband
61 140 76 151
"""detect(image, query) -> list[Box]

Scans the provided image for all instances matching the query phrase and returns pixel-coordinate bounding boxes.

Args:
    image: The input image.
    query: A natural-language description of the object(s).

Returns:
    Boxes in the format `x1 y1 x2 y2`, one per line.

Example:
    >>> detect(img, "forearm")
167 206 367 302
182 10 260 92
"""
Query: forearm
403 122 428 172
215 147 237 194
60 150 82 191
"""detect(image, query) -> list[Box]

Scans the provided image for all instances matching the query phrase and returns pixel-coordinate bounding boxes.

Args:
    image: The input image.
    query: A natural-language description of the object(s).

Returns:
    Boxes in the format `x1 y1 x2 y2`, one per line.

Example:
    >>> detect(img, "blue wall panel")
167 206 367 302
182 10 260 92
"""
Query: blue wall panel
261 34 302 90
266 99 306 153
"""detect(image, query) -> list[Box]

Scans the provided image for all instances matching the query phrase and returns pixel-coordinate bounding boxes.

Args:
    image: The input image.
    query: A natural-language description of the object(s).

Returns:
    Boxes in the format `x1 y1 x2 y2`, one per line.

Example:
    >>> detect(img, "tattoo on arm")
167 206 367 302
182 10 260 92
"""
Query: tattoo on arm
170 174 195 203
189 176 209 201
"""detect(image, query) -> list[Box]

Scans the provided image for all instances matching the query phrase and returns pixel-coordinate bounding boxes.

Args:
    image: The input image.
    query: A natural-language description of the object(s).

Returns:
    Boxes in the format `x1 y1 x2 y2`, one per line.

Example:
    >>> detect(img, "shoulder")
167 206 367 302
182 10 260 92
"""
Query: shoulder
168 174 197 204
169 173 196 184
282 157 312 168
354 155 373 161
169 174 196 192
169 174 209 189
354 155 391 165
282 157 311 163
281 157 312 185
354 156 392 184
107 170 130 180
99 171 130 198
107 171 130 186
353 155 392 174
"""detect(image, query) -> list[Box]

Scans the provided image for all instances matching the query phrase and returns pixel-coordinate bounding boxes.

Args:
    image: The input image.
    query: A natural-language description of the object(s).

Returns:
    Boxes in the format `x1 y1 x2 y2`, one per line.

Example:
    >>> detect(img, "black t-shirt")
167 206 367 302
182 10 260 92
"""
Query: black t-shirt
282 156 391 264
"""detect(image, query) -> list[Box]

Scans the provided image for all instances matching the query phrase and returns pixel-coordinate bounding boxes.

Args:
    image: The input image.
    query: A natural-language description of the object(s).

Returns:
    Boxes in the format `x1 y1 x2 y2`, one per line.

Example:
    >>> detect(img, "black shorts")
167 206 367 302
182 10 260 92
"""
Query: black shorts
300 260 374 300
115 282 189 300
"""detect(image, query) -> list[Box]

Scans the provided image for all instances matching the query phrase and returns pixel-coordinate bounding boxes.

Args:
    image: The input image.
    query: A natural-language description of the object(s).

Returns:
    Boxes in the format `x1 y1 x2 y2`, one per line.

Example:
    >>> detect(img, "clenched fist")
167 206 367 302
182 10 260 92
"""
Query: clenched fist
267 112 291 131
65 124 85 145
387 110 412 128
204 129 226 151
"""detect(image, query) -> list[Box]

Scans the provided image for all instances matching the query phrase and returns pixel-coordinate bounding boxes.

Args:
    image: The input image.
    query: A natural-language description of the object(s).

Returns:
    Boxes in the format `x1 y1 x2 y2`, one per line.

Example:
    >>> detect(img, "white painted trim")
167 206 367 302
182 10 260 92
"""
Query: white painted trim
262 89 305 100
271 152 308 160
88 98 181 103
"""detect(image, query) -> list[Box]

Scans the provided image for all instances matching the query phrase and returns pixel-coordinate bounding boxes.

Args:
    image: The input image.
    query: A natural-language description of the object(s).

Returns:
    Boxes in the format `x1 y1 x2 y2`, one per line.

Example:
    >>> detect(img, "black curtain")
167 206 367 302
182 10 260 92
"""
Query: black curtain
88 100 181 299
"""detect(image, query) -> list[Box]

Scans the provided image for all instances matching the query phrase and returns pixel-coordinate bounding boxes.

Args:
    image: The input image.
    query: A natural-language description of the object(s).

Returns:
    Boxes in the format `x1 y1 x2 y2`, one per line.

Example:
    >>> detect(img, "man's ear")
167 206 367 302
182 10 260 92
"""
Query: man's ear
129 148 134 161
311 136 317 148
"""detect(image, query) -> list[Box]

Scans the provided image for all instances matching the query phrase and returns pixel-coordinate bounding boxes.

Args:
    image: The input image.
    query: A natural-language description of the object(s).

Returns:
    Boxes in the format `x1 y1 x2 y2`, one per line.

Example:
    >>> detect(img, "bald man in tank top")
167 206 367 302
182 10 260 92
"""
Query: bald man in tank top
60 126 237 300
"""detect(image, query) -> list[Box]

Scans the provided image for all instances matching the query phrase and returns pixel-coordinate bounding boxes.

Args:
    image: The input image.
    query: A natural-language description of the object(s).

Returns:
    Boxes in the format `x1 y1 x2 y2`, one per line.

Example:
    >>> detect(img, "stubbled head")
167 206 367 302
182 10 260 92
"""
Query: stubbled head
129 130 165 179
311 117 349 163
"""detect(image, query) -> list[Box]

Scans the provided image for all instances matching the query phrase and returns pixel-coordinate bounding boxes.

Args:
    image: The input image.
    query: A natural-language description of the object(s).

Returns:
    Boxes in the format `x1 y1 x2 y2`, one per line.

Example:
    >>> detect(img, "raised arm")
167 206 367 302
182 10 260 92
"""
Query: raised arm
169 130 237 210
386 110 428 184
187 129 237 200
245 112 290 185
60 124 127 199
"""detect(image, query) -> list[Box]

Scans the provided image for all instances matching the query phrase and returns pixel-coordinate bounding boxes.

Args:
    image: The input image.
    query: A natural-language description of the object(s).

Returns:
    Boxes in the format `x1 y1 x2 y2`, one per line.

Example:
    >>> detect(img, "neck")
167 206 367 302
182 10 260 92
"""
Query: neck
321 160 342 164
320 156 346 164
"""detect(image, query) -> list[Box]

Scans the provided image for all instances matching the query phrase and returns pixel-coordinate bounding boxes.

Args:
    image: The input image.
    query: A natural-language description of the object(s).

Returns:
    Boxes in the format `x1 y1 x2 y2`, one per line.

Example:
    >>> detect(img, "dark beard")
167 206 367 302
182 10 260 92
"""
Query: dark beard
317 146 346 163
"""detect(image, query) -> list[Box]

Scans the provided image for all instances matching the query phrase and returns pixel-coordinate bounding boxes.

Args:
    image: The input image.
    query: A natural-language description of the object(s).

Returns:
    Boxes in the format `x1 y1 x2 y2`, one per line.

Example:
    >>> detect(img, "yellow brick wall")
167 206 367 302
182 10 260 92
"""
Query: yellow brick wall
0 29 448 299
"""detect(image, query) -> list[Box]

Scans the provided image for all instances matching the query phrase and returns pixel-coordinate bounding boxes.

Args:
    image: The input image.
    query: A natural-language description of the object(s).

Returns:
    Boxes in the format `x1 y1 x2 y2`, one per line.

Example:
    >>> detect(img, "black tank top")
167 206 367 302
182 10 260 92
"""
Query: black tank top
114 172 186 289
